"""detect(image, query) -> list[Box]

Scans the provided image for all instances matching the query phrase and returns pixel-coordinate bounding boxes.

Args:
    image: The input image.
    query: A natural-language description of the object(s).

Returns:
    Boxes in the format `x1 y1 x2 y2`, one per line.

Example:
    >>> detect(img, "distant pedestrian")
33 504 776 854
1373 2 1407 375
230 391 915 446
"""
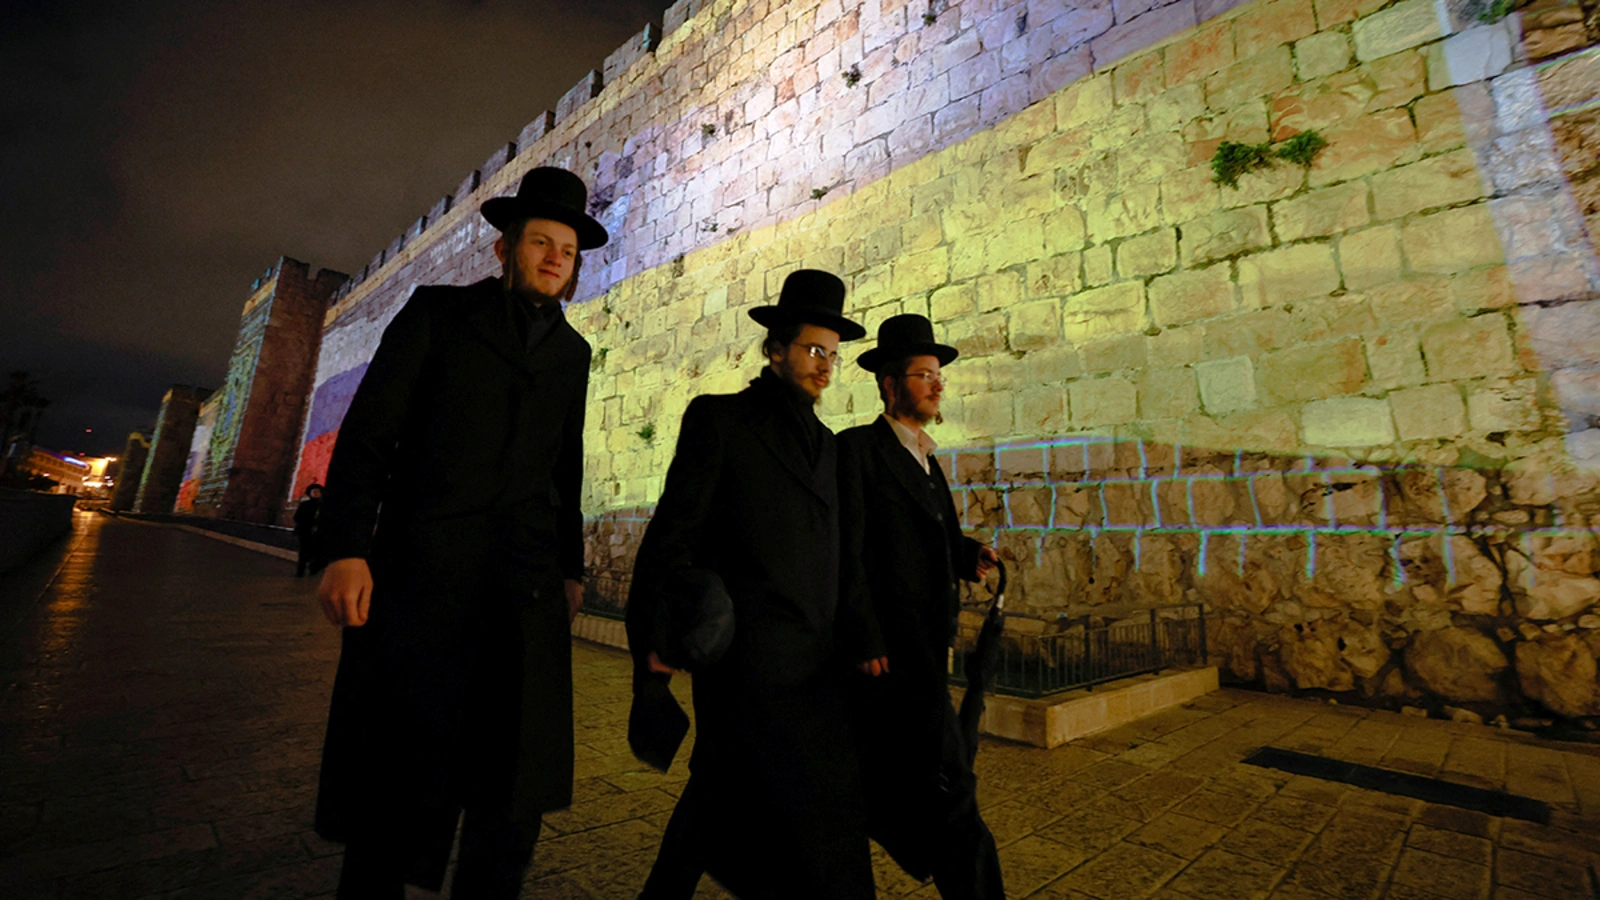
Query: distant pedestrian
293 484 323 577
838 313 1005 899
313 167 606 898
627 269 880 899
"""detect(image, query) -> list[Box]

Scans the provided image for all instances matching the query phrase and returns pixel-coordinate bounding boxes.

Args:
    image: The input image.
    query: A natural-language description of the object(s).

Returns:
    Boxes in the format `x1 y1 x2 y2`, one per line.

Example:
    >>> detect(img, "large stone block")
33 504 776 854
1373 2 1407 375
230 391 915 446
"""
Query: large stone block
1516 636 1597 717
1179 206 1271 266
1010 299 1063 352
1466 377 1542 433
1062 282 1145 341
1403 627 1507 704
1294 30 1352 80
965 391 1017 438
1301 397 1395 446
1390 383 1467 441
1272 182 1370 242
1138 367 1198 419
1427 21 1514 90
1165 18 1236 87
1149 264 1236 326
1017 384 1069 432
1069 376 1138 427
1338 224 1402 291
1258 338 1367 404
1116 228 1179 277
1370 150 1487 222
1309 108 1418 187
891 246 951 295
1238 243 1341 307
1420 315 1516 383
1056 75 1115 129
1082 334 1146 373
1402 205 1505 275
1196 356 1257 415
1027 253 1084 299
1204 47 1294 113
1351 0 1442 63
1086 186 1163 243
1286 295 1378 344
1234 0 1317 60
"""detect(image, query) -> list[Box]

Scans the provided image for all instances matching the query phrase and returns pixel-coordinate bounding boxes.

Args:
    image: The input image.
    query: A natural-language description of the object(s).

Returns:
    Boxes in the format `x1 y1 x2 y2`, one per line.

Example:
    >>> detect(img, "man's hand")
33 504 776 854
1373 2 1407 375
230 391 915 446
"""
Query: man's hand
646 652 679 675
319 558 373 627
858 656 890 677
976 545 1000 579
564 579 584 623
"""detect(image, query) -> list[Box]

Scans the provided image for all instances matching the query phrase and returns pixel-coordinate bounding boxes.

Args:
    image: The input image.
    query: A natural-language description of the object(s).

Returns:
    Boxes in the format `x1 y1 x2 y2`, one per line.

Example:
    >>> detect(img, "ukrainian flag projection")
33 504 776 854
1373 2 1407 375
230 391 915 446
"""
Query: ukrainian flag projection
292 0 1600 716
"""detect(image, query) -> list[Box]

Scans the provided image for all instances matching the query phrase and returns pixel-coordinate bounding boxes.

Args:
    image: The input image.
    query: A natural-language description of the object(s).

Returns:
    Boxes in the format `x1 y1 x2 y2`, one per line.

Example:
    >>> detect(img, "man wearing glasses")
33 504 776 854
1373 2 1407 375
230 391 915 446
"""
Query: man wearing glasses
839 313 1005 899
626 269 879 899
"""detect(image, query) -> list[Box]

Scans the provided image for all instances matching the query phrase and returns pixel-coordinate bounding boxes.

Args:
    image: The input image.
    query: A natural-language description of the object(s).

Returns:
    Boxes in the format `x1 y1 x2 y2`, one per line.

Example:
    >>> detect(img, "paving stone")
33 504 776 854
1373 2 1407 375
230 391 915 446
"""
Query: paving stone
1219 818 1316 864
1049 839 1189 900
1127 812 1229 859
1167 847 1287 898
1390 846 1491 899
1493 847 1593 898
1405 823 1493 865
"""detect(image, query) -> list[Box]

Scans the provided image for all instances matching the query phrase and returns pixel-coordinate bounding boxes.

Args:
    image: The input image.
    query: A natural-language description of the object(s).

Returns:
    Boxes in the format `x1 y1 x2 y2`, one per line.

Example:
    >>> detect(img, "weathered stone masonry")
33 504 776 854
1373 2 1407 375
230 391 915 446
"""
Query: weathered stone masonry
187 258 346 525
277 0 1600 721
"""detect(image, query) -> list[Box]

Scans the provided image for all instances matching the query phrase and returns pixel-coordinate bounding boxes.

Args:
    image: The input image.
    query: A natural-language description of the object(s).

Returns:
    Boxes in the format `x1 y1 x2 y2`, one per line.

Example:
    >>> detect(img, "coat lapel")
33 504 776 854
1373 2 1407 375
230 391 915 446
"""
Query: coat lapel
463 279 576 379
746 395 832 506
871 417 944 523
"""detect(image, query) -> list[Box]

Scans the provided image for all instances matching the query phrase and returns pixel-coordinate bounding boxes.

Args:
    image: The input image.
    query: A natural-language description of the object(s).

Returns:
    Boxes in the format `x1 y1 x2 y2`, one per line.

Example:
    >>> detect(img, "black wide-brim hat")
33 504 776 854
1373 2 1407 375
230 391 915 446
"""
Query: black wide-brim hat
857 313 959 373
481 166 609 250
747 268 866 341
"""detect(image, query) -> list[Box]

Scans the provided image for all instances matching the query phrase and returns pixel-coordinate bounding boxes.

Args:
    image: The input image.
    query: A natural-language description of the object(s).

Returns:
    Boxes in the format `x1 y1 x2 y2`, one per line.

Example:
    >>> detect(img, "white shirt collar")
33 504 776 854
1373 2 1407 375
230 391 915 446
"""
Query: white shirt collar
881 414 937 474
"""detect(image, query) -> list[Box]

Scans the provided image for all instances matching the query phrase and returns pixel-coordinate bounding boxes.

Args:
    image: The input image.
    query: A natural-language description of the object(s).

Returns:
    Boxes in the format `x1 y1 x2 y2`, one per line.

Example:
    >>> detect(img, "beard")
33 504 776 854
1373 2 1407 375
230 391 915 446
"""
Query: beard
891 390 938 425
502 252 571 305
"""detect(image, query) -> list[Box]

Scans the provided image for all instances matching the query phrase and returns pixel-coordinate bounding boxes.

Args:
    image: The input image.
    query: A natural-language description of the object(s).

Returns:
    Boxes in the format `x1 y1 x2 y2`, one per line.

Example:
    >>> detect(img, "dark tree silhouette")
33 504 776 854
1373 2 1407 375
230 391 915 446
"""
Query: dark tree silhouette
0 371 50 478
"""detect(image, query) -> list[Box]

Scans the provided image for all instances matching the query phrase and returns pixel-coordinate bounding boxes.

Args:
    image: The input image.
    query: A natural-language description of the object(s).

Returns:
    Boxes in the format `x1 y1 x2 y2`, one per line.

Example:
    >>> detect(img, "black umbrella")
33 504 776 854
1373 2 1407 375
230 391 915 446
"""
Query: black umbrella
956 560 1006 769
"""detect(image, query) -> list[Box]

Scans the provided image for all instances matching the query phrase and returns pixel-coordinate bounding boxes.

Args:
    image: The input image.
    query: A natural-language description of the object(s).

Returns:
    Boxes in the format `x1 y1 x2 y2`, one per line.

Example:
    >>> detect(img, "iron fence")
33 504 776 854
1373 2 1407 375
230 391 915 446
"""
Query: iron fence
950 603 1207 698
581 572 630 620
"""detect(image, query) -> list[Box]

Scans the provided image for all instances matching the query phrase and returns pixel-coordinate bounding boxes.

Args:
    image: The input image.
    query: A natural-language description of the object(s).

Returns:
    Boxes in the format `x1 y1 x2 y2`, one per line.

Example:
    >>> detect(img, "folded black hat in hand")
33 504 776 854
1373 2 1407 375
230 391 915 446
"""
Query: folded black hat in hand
628 673 689 773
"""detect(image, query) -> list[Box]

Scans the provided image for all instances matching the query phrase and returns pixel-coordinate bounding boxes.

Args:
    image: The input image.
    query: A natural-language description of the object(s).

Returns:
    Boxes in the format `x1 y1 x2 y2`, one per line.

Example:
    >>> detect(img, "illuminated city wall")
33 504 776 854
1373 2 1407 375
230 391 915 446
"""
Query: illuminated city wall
296 0 1600 717
175 393 220 514
197 259 342 523
133 385 211 515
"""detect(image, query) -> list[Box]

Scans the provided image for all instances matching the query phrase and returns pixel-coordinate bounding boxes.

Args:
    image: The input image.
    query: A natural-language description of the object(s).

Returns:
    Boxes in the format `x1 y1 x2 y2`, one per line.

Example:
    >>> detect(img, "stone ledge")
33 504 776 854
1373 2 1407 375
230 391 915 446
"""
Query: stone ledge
952 666 1221 748
573 613 629 651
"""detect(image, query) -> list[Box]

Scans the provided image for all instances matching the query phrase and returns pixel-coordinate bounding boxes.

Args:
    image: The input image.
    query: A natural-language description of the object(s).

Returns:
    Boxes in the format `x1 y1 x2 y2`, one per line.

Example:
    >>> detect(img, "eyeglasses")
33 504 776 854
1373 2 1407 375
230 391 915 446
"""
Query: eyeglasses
904 372 945 388
796 343 839 364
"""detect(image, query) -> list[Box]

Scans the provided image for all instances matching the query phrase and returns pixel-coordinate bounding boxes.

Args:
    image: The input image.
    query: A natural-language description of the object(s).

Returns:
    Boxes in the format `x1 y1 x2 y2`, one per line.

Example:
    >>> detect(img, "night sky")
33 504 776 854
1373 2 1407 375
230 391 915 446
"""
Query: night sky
1 0 676 456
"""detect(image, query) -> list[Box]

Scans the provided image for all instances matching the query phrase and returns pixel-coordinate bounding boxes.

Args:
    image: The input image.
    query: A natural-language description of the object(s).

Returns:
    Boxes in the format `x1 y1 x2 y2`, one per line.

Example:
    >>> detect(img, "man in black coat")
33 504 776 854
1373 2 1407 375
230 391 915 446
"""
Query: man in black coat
626 270 880 899
838 313 1005 899
293 483 324 577
313 167 605 899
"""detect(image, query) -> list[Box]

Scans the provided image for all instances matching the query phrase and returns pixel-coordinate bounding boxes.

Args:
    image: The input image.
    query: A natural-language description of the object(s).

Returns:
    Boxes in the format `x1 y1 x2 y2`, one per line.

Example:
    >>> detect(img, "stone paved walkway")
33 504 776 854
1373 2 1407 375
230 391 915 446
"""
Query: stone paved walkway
4 514 1600 899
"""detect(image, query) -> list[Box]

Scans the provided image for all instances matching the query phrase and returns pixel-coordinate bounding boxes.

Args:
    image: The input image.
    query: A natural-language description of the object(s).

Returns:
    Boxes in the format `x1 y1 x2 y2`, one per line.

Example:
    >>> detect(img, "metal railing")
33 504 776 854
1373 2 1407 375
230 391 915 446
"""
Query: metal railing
951 603 1207 698
581 573 630 620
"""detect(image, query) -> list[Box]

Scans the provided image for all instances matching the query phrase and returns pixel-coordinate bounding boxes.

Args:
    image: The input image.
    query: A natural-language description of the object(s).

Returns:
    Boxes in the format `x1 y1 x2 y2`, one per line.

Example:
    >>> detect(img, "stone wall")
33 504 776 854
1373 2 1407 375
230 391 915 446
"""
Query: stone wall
175 394 220 514
107 430 150 512
293 0 1600 720
193 259 344 524
133 386 211 514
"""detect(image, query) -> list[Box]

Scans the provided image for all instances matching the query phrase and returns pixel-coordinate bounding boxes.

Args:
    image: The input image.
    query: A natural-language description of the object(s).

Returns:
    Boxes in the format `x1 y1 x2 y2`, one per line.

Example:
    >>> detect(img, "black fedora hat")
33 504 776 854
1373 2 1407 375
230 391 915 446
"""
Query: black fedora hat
481 166 609 250
748 269 866 341
857 313 959 373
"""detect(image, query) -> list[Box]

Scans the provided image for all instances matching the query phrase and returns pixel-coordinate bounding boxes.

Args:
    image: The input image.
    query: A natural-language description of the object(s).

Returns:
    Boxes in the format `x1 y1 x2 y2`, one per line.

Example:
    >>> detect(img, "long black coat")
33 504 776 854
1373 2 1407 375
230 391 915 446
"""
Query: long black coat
627 373 876 898
313 277 589 879
838 416 982 876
